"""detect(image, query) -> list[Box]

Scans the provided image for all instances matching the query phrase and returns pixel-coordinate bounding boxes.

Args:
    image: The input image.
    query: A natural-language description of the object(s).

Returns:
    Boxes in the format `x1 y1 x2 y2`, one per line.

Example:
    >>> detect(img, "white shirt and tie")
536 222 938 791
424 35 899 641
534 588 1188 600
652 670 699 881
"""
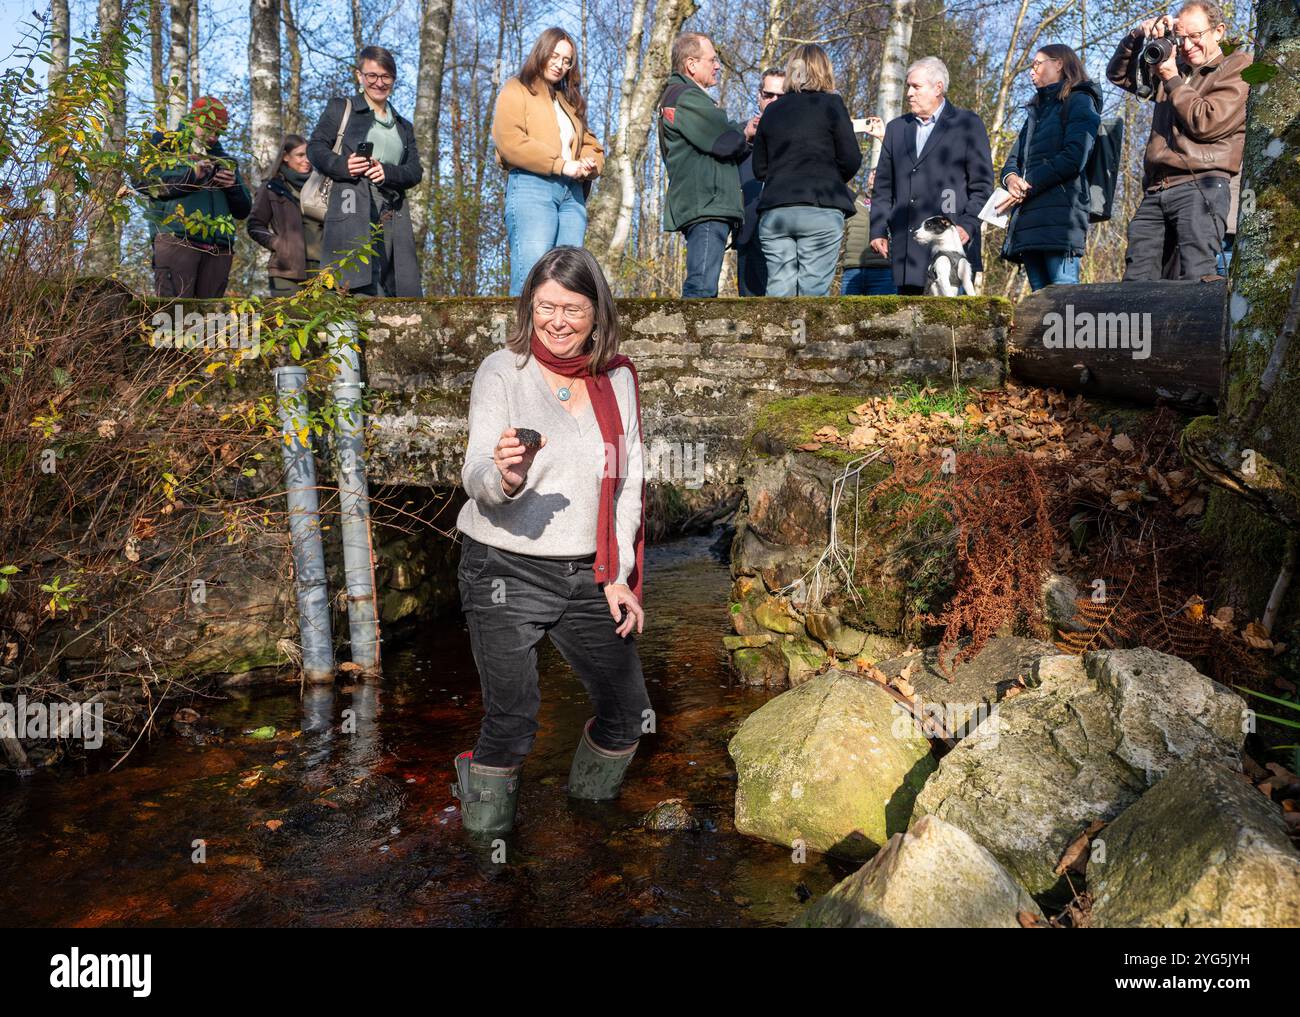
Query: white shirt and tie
914 99 946 158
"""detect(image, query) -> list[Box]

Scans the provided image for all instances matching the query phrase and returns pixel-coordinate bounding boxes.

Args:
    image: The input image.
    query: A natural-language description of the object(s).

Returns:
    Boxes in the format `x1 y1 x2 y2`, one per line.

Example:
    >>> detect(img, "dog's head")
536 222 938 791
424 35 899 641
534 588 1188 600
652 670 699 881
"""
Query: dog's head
913 215 959 246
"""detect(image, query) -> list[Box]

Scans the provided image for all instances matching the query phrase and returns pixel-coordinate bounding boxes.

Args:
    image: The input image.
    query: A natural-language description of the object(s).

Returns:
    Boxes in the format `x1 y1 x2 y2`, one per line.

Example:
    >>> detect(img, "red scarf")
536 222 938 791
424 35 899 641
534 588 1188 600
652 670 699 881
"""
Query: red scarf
529 332 646 603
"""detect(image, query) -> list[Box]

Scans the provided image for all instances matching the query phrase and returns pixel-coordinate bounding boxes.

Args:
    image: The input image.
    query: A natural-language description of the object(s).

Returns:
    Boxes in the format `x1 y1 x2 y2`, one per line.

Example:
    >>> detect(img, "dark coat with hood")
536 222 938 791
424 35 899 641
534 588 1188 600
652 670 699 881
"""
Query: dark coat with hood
307 94 423 296
999 78 1103 261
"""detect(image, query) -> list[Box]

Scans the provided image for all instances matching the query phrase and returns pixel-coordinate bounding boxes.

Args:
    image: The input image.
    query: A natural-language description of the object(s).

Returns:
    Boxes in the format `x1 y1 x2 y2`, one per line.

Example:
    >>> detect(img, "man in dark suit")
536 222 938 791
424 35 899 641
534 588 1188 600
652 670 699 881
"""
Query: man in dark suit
737 67 785 296
869 57 993 294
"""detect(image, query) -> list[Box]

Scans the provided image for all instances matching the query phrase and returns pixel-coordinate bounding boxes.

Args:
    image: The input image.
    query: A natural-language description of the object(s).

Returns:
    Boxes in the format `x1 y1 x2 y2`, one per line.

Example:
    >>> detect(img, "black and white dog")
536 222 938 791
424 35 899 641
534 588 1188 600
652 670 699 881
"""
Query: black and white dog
912 215 978 296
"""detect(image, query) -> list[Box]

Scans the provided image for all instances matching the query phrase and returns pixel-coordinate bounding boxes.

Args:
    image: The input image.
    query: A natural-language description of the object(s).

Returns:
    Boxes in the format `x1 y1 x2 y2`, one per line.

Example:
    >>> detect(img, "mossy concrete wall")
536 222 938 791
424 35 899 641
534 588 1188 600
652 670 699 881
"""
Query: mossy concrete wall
137 295 1011 489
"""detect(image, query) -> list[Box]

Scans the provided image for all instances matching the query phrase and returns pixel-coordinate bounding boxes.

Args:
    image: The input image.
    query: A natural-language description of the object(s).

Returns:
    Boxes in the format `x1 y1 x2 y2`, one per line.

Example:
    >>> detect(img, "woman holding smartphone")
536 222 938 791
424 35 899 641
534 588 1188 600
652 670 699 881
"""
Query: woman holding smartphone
307 45 424 296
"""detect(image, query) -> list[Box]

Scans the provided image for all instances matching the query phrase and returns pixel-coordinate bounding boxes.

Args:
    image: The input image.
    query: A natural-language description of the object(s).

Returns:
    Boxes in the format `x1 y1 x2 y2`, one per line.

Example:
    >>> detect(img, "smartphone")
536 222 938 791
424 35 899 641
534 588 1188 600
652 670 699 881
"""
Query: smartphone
355 141 374 159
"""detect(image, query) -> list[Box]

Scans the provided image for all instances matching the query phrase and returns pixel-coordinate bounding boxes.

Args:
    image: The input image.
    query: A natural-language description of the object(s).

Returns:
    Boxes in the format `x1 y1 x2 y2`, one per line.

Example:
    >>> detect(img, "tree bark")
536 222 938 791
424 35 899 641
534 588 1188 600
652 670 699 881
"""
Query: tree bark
871 0 914 168
282 0 302 132
188 0 200 100
88 0 126 275
351 0 363 57
760 0 787 69
586 0 700 282
48 0 70 88
1192 0 1300 620
411 0 454 252
167 0 191 129
149 0 166 119
248 0 283 187
1010 280 1225 407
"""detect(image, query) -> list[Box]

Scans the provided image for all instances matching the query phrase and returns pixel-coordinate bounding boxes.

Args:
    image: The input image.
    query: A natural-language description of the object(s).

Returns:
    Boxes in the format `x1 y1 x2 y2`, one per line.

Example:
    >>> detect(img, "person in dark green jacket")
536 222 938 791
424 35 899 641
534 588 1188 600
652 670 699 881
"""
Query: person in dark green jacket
135 97 251 298
656 33 757 297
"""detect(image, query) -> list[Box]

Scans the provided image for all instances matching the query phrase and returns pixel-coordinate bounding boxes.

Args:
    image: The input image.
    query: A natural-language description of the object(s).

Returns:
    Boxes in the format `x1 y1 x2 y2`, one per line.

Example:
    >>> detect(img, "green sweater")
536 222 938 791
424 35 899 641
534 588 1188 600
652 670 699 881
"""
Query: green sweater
656 73 750 233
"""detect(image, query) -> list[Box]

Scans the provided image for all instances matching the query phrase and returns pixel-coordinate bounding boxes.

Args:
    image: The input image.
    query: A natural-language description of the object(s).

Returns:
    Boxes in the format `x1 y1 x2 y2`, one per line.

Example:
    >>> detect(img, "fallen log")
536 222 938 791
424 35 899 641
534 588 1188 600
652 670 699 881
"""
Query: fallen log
1009 279 1226 408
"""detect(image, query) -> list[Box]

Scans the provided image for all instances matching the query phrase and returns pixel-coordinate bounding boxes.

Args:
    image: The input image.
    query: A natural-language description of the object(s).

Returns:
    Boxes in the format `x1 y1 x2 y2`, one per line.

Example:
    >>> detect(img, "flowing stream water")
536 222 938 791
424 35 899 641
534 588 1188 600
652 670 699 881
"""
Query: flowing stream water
0 534 851 927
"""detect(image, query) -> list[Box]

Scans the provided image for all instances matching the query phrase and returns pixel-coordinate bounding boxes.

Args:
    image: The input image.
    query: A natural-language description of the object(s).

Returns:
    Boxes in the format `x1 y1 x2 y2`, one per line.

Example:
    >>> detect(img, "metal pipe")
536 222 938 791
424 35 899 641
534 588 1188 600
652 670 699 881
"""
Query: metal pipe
326 320 381 677
272 366 336 684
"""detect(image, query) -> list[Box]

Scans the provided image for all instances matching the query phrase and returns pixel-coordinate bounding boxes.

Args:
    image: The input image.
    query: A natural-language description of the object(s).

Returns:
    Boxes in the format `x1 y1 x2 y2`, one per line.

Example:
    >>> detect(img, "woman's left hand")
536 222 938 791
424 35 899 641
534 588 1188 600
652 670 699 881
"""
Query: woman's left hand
364 161 386 184
604 583 643 638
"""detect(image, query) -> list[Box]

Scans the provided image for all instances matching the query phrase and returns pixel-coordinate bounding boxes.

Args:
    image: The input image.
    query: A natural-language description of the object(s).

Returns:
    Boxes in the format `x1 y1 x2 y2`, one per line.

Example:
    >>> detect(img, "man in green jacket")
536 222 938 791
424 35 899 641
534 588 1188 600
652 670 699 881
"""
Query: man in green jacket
135 96 252 298
656 33 757 297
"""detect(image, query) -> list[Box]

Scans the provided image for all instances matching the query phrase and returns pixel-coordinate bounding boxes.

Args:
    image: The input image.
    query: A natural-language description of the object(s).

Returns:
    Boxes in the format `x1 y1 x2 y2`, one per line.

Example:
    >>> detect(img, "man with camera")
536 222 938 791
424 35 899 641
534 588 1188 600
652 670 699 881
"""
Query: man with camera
1106 2 1250 281
137 96 251 298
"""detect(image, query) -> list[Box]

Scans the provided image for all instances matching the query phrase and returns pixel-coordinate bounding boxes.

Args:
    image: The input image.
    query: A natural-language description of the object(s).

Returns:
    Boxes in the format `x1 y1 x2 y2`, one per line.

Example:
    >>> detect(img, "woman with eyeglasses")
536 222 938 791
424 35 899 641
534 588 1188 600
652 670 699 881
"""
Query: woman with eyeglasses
451 246 649 836
307 45 424 296
491 28 605 296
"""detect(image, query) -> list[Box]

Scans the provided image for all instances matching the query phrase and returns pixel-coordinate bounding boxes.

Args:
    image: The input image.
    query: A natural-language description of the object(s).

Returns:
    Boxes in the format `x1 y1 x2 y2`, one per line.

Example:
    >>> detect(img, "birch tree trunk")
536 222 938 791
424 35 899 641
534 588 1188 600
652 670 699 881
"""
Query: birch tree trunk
871 0 914 167
149 0 166 119
188 0 200 100
411 0 454 252
248 0 283 187
351 0 364 57
760 0 787 69
586 0 700 281
167 0 190 128
48 0 70 88
88 0 126 275
1195 0 1300 623
282 0 302 132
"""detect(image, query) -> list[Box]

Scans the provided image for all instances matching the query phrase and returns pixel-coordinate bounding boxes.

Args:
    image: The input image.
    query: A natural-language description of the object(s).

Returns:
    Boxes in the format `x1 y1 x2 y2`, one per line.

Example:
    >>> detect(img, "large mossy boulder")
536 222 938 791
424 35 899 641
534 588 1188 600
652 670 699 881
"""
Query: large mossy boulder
1091 760 1300 928
912 648 1245 894
729 670 936 860
791 815 1043 928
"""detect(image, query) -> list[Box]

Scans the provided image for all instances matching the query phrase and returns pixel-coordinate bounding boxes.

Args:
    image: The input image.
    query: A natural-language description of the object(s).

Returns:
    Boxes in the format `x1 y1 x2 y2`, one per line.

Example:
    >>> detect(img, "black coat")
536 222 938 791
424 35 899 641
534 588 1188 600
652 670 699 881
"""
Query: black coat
999 80 1103 261
752 90 862 217
307 94 423 296
869 101 994 290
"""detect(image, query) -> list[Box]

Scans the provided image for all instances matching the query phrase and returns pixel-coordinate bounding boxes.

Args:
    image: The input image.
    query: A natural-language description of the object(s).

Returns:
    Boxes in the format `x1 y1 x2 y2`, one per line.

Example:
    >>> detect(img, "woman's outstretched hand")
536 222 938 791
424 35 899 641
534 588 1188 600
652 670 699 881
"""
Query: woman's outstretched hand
493 427 546 496
604 583 643 638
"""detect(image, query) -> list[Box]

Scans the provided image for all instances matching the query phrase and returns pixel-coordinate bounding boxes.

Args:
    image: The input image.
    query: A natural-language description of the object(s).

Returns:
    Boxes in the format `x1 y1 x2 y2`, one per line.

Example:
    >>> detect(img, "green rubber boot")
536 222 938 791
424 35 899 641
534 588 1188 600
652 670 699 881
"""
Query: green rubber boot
567 718 638 801
451 750 522 835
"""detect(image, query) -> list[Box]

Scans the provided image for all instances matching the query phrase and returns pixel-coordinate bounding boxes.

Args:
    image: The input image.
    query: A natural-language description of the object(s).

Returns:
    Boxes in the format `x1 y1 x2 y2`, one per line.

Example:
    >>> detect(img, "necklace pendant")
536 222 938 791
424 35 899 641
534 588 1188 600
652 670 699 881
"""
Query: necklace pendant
557 386 571 402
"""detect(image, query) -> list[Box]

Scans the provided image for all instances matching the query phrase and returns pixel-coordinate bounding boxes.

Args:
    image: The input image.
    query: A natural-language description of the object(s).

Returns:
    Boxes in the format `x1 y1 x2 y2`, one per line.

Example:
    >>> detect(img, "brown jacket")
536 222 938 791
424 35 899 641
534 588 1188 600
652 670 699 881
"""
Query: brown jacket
491 76 605 178
247 177 318 280
1107 30 1251 190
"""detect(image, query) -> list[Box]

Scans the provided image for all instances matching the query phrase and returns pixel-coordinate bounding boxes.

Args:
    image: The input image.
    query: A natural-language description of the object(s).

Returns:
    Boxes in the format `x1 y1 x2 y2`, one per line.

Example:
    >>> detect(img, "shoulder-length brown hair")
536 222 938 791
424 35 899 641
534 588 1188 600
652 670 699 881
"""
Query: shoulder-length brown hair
1035 44 1089 104
518 27 589 132
507 246 620 374
784 44 836 93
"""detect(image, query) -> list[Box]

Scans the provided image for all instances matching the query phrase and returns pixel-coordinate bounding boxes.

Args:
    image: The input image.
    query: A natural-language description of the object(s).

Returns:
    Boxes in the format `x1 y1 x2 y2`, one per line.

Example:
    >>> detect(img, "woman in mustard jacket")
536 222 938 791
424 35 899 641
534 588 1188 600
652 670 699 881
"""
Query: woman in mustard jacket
492 27 605 296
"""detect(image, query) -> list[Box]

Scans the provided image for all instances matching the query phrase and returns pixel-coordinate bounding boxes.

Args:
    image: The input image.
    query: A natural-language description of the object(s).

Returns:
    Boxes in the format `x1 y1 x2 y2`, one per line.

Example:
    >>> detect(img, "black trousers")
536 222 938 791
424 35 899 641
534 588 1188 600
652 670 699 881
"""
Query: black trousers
1123 176 1230 281
152 233 233 298
457 535 651 768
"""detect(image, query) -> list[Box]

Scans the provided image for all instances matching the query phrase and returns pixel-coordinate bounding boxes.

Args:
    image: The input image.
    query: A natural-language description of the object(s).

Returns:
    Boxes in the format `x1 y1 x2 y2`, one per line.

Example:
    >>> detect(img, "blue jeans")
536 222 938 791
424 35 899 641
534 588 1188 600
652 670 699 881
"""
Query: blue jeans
758 205 845 296
683 219 731 297
1021 251 1080 291
504 169 587 296
841 266 897 295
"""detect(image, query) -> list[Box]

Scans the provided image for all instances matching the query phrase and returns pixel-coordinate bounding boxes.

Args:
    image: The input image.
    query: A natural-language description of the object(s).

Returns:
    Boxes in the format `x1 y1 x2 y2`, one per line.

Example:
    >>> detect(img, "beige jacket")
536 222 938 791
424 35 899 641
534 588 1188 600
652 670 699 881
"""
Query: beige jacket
491 76 605 178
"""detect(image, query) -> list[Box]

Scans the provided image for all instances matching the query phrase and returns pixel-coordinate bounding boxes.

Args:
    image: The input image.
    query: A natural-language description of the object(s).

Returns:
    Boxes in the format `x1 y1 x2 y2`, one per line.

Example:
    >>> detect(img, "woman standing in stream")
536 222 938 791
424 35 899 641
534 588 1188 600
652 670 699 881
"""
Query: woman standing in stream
451 246 650 836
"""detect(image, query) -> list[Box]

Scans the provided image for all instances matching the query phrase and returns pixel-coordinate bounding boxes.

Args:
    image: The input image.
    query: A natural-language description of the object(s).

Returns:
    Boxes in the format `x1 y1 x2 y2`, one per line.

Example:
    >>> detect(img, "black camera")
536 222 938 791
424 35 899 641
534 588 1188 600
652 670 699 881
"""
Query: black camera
1141 34 1181 65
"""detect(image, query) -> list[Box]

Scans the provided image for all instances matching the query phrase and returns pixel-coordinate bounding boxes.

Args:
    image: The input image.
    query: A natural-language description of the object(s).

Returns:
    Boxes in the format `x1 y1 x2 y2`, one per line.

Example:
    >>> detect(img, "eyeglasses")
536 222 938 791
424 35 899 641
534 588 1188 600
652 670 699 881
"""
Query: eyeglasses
534 300 593 321
1030 57 1057 69
760 90 782 99
548 56 574 69
1180 27 1218 43
360 72 394 84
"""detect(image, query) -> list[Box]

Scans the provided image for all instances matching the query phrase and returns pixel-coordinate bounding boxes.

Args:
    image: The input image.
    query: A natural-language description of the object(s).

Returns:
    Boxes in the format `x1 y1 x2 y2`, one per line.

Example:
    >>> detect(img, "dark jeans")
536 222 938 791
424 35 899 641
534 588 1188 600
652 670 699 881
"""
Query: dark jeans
682 219 731 297
457 535 651 768
152 232 233 298
1123 176 1230 281
737 235 767 296
841 266 897 295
